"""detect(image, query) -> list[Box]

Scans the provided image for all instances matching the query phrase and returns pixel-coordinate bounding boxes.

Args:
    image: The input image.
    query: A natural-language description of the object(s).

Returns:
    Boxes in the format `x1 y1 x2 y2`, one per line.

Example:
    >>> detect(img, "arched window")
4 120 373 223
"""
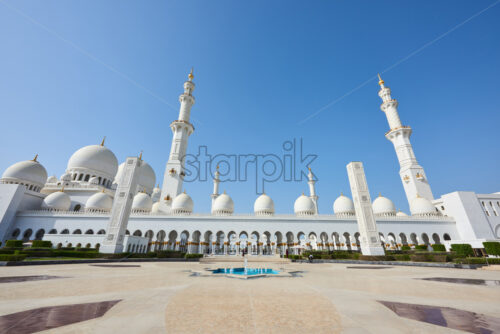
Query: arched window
35 229 45 240
95 243 100 250
57 243 62 249
443 233 451 241
22 229 33 241
73 229 82 234
85 243 91 248
48 229 57 234
85 229 94 235
76 243 82 248
61 229 69 234
72 174 77 180
78 174 83 181
84 175 90 182
11 228 21 239
67 243 72 247
74 204 81 212
97 229 106 235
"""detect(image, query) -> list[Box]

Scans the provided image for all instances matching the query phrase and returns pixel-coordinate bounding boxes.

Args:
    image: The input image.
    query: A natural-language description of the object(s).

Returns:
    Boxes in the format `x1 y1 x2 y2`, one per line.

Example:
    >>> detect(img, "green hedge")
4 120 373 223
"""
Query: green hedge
394 254 411 261
401 245 411 251
454 257 500 265
414 245 428 251
0 249 15 255
156 250 186 258
483 242 500 256
431 244 446 252
0 254 27 261
185 253 203 259
359 255 395 261
288 255 302 260
4 240 23 248
31 240 52 248
450 244 474 257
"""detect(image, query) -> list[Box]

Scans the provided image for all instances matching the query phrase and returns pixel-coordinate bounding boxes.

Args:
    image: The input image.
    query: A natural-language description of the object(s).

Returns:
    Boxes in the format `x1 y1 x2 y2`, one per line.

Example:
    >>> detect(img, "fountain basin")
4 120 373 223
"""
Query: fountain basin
212 267 280 278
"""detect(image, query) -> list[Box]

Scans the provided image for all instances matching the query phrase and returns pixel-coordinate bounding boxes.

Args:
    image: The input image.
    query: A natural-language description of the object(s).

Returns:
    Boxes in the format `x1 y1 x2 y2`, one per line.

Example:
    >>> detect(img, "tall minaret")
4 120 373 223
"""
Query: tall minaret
307 167 319 214
378 74 433 203
160 69 196 208
211 165 220 207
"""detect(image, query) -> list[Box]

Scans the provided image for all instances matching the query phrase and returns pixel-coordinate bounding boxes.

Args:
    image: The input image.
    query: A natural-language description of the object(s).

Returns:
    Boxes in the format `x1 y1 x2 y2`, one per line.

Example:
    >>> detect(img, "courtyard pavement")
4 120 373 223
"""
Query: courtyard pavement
0 262 499 333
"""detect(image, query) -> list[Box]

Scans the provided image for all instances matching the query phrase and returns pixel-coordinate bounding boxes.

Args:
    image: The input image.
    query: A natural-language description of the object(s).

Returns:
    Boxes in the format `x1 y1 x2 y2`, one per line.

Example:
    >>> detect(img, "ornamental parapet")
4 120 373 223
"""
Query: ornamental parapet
170 119 195 131
385 125 412 136
380 99 398 111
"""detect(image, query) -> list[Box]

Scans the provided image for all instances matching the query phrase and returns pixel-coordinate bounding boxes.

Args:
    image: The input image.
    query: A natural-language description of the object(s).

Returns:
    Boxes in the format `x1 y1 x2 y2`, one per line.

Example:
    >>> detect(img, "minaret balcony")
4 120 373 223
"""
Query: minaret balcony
385 125 411 136
380 99 398 111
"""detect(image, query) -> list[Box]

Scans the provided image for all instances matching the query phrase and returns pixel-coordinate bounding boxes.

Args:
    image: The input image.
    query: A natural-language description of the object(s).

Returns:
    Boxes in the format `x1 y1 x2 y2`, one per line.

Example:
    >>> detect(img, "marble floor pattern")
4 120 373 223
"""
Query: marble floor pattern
0 262 499 333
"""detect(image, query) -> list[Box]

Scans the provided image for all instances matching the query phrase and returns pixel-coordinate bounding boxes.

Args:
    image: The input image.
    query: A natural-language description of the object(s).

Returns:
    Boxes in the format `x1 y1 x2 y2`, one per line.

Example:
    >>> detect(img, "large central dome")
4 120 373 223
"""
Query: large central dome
67 144 118 178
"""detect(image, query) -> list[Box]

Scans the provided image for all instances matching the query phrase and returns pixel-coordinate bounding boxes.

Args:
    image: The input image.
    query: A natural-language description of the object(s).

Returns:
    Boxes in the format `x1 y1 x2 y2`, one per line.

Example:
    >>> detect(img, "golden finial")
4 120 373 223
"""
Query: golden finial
223 190 227 194
156 184 159 188
139 150 143 160
302 192 305 196
378 192 382 197
102 188 105 193
216 164 219 170
188 67 194 81
378 73 384 86
416 193 421 198
100 136 106 146
183 189 186 194
32 154 38 162
60 186 65 192
308 166 311 172
340 191 343 196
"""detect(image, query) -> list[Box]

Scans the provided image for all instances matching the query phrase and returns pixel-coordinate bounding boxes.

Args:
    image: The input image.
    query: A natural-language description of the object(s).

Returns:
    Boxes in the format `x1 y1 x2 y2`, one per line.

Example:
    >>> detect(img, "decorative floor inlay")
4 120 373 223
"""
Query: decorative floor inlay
0 275 64 284
347 266 392 269
379 300 500 333
420 277 500 286
0 300 121 334
90 264 141 268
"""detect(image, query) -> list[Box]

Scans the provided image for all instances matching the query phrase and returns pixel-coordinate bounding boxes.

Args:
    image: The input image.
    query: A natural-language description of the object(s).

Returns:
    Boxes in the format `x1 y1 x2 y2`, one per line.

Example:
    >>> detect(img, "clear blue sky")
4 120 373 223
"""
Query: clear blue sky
1 0 499 213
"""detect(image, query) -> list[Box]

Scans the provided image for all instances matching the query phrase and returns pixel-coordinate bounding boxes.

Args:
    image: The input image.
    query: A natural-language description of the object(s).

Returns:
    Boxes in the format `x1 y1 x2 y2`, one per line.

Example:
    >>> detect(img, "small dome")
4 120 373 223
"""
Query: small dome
254 193 274 216
89 176 100 185
152 186 161 195
46 175 58 184
294 194 315 216
1 158 48 188
410 196 437 216
86 192 112 212
372 194 396 216
212 192 234 215
131 192 152 213
114 160 156 193
396 210 409 217
60 173 72 182
67 144 118 178
151 201 161 213
171 192 194 214
41 191 71 211
333 194 355 216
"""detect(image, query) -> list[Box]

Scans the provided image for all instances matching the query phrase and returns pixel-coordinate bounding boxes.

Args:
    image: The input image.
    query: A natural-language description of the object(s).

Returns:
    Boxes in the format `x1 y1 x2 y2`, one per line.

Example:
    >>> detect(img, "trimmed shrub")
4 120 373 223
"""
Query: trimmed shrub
431 244 446 252
454 257 500 265
414 245 428 251
156 250 186 258
410 254 433 262
0 249 15 255
401 245 411 251
359 255 395 261
394 254 411 261
450 244 474 258
31 240 52 248
185 253 203 259
0 254 27 261
289 255 302 260
483 242 500 256
331 251 354 259
21 249 53 257
4 240 23 248
431 254 449 262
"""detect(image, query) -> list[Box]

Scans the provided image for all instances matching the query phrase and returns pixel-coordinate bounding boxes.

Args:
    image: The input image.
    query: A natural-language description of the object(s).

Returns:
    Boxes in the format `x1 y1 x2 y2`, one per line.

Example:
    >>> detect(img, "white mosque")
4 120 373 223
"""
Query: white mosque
0 71 498 255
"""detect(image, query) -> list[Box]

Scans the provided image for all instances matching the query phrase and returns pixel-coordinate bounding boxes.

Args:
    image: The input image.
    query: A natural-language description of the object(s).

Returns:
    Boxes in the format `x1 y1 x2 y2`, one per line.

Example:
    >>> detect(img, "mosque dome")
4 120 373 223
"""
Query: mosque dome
131 192 153 213
114 160 156 194
67 144 118 179
333 194 355 216
171 192 194 214
151 201 161 213
294 194 315 216
254 193 274 216
60 173 72 182
85 191 112 212
410 196 437 216
46 175 58 184
212 192 234 215
372 194 396 216
396 210 409 217
41 191 71 211
1 157 48 189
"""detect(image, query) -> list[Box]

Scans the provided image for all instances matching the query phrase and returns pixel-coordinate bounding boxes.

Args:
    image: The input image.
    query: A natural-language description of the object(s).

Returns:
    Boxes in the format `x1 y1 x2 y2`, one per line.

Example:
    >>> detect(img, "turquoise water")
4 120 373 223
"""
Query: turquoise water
212 268 280 275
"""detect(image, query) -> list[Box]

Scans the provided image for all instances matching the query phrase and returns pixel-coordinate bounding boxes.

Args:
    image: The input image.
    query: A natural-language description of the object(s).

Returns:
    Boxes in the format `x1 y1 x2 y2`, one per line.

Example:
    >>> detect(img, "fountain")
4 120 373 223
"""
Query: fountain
211 254 280 278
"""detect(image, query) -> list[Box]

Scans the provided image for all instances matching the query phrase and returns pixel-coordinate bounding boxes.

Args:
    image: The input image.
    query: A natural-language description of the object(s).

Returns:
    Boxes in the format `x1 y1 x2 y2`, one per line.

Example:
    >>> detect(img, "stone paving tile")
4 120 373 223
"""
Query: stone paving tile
379 300 500 333
0 275 64 283
0 300 121 334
